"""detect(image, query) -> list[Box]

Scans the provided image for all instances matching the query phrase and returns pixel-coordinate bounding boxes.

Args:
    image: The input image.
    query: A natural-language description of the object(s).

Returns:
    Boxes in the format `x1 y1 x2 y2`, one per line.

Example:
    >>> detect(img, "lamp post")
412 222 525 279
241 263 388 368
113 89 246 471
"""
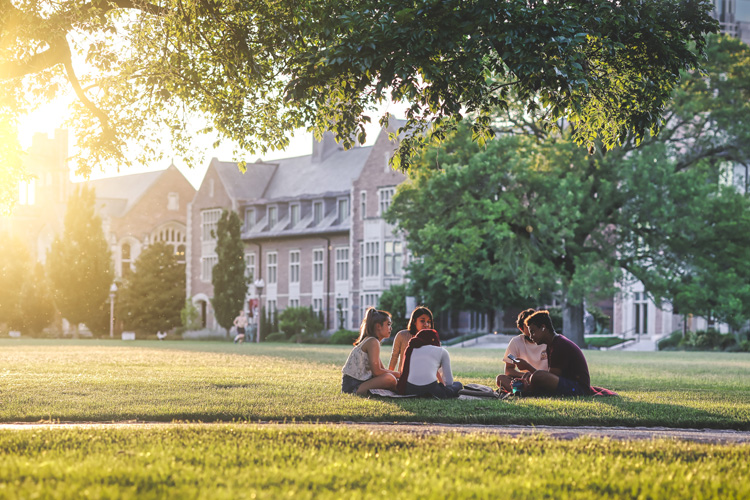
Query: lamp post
253 278 265 343
109 282 118 339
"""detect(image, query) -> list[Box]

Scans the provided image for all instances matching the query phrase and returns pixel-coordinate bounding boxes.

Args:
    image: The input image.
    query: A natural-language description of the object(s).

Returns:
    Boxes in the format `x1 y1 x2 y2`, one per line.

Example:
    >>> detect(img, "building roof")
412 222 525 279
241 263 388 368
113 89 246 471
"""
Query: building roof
81 169 165 217
212 146 372 204
263 146 372 200
213 159 278 202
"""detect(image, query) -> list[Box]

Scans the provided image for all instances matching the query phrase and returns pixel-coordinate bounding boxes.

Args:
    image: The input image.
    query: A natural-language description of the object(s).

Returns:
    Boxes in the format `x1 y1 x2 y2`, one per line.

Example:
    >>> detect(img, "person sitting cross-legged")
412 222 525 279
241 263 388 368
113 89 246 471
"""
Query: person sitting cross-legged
496 308 549 393
515 310 593 397
396 329 463 399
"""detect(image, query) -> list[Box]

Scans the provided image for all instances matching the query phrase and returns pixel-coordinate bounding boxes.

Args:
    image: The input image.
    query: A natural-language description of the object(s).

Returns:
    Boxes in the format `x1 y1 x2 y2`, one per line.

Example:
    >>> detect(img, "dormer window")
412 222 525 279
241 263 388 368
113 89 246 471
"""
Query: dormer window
337 198 349 224
290 204 300 226
244 208 255 230
313 201 323 226
268 206 278 228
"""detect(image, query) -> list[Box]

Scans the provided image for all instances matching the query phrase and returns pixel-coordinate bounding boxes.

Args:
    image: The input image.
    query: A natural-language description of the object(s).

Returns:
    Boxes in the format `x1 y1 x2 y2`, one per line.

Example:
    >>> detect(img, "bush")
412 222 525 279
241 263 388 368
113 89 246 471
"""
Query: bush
289 332 329 344
278 307 324 340
378 284 409 334
329 329 359 345
658 331 683 351
264 332 288 342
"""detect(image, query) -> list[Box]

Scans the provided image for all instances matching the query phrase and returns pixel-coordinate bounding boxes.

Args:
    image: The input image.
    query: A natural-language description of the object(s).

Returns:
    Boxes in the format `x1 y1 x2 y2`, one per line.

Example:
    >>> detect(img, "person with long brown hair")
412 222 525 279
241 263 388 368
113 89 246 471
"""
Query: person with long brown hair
389 306 433 372
341 307 401 396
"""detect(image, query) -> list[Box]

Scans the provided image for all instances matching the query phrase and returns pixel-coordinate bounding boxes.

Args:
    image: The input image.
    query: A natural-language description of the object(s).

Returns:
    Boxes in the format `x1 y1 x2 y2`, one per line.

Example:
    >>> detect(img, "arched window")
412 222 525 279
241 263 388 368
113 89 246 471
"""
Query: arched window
121 243 132 278
176 244 186 263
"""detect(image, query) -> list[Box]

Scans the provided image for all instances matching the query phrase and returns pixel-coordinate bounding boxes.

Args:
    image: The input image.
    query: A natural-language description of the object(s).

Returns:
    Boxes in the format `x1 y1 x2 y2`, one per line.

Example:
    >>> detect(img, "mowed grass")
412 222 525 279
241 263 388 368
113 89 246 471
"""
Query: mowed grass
0 425 748 499
1 340 749 429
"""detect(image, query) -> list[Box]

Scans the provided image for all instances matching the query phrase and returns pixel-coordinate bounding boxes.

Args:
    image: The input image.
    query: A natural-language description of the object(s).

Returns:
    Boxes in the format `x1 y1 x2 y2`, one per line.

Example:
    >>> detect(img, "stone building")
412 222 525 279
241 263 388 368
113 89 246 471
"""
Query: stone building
0 129 196 280
187 124 410 331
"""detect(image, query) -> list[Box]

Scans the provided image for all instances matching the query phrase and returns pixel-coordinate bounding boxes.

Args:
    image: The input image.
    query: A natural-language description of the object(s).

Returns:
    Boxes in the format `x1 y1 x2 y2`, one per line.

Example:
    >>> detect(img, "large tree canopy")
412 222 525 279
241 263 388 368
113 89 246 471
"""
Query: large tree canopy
387 34 750 345
1 0 716 207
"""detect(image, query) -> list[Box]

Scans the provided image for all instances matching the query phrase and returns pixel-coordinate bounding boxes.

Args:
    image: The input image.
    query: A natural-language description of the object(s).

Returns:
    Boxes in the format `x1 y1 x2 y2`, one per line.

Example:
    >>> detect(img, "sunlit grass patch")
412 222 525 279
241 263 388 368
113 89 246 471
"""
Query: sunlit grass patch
0 425 747 499
0 340 748 429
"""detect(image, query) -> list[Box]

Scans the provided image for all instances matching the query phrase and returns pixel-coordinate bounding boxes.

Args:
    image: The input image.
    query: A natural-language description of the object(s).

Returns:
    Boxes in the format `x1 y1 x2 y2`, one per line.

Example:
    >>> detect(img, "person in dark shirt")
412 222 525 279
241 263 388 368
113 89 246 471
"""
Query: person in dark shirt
513 310 592 397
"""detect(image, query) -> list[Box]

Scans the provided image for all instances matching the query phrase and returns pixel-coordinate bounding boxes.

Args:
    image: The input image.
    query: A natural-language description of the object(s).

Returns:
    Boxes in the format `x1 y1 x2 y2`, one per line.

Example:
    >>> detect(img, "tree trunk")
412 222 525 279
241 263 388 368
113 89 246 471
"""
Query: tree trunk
562 301 585 347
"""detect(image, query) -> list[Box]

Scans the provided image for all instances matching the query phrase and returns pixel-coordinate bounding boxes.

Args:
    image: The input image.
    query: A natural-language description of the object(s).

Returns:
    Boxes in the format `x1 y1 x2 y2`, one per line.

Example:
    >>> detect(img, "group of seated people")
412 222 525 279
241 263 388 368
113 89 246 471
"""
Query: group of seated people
341 306 593 399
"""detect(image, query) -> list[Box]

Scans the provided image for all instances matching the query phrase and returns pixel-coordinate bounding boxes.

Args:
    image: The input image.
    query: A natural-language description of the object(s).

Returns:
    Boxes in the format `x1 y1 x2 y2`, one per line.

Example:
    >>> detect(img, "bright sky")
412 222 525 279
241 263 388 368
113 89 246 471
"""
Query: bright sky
18 97 406 190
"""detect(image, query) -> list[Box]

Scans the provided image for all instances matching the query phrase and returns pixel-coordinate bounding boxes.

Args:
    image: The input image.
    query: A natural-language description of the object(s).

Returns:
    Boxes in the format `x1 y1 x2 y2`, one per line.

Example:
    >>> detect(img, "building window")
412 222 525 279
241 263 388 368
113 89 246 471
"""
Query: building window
176 244 186 263
167 192 179 211
364 241 379 277
634 292 648 335
201 209 221 241
384 241 403 276
313 249 324 282
201 255 218 282
290 204 300 227
313 201 323 226
362 293 379 310
244 208 255 231
336 298 349 329
470 312 487 331
245 253 256 282
289 250 300 283
121 243 132 279
268 206 278 228
267 299 277 323
290 299 299 308
379 187 395 216
313 298 323 312
267 252 278 284
360 191 366 220
337 198 349 224
336 247 349 282
18 179 35 206
209 178 215 198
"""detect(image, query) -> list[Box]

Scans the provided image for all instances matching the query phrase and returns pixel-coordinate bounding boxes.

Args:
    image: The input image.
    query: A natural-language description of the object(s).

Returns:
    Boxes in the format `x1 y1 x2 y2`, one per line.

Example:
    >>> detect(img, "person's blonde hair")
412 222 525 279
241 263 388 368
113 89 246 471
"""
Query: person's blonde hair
355 307 391 345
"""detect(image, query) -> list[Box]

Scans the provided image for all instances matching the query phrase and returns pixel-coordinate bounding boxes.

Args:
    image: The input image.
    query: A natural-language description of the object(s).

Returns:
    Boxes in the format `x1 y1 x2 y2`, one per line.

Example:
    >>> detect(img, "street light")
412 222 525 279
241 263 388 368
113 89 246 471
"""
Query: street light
109 282 118 339
253 278 265 343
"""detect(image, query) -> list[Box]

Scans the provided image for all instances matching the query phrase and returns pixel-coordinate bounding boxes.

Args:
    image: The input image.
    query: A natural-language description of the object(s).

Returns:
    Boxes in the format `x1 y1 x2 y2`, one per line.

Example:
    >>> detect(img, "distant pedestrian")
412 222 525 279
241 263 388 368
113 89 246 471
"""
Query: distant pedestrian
233 310 248 344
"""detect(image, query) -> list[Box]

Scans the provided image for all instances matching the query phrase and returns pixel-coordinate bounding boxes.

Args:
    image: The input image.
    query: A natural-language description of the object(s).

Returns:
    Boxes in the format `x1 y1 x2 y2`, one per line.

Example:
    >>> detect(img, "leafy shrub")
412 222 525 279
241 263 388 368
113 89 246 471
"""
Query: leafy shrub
658 331 683 351
264 332 288 342
290 332 328 344
329 329 359 345
278 307 324 339
377 284 409 333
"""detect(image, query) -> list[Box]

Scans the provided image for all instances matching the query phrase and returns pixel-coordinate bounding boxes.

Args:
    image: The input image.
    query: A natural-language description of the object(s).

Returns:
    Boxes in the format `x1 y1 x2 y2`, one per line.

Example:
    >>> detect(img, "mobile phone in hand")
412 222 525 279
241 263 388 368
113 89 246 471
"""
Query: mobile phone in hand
507 354 519 363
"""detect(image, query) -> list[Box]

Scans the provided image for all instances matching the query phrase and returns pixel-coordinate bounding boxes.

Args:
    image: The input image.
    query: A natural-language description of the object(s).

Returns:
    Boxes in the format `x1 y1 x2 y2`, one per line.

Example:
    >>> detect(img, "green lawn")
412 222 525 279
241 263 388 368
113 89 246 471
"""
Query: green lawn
1 339 749 429
0 425 747 499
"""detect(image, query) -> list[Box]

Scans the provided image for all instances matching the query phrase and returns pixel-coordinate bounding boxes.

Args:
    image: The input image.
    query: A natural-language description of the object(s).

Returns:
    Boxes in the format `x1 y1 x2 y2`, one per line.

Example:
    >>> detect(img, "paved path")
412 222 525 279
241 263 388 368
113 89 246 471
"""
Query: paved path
0 421 748 445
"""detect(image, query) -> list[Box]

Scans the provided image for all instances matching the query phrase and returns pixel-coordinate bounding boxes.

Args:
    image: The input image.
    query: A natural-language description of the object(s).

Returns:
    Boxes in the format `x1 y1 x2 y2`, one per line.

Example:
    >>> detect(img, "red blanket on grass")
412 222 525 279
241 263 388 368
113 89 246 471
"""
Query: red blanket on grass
589 386 618 397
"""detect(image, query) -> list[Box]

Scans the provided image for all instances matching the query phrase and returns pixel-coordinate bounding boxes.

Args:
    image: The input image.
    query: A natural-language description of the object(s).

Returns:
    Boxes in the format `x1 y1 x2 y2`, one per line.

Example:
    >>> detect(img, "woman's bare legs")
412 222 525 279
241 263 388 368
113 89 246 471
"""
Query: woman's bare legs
356 373 398 396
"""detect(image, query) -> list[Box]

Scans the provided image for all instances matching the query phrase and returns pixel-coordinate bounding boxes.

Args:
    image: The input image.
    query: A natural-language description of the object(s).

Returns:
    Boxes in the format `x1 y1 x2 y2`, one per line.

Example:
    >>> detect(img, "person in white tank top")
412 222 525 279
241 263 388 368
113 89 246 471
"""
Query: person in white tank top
341 308 400 396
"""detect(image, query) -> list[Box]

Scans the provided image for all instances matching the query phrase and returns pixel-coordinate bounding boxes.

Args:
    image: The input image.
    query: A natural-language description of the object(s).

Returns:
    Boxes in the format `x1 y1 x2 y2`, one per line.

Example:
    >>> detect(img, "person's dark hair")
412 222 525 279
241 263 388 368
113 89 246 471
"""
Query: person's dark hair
355 307 391 345
516 308 536 332
407 306 433 336
525 310 555 332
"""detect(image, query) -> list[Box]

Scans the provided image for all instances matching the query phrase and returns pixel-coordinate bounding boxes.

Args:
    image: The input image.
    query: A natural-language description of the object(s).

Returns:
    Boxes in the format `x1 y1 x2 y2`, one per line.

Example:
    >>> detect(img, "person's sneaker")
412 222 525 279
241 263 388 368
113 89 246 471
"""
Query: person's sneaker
498 391 514 401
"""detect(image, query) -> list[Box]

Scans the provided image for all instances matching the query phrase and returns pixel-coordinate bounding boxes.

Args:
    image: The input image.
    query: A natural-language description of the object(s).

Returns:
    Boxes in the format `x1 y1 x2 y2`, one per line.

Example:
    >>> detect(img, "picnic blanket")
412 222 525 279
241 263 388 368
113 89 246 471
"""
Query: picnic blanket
368 389 417 398
590 386 619 397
